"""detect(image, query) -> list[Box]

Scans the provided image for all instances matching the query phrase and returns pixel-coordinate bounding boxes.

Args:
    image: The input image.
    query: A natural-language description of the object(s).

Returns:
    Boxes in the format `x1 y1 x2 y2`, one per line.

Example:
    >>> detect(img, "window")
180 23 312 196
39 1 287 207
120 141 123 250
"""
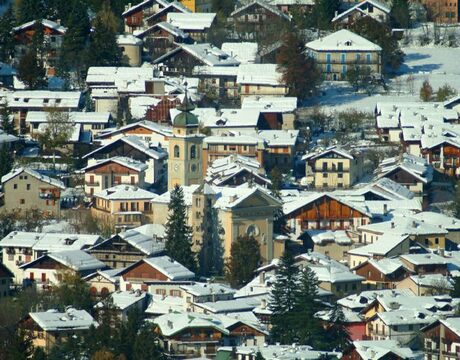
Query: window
368 4 374 12
326 53 331 63
26 184 30 190
338 173 343 178
435 238 439 244
338 162 343 171
326 64 332 73
366 53 371 63
356 53 361 62
341 53 346 63
342 65 347 74
20 199 25 204
174 145 180 158
191 164 197 172
13 184 17 189
190 145 196 159
322 162 327 171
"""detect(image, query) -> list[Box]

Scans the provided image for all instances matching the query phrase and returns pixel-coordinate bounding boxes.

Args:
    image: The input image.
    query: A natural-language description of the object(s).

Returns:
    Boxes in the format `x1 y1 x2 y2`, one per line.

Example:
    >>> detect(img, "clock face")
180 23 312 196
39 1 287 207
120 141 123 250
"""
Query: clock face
174 163 180 172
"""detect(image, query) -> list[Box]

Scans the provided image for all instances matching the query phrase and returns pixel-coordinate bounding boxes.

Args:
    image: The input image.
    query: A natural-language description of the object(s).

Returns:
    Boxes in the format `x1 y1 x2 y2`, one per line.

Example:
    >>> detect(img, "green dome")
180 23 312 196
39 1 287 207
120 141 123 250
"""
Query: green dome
173 97 199 127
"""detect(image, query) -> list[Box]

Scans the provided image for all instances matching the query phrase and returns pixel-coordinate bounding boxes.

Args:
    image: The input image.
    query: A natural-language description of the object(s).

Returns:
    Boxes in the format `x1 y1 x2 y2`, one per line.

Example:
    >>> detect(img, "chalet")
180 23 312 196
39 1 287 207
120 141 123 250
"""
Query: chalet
283 193 372 237
135 21 190 61
0 263 13 298
412 211 460 247
421 136 460 177
153 312 267 358
153 43 239 76
342 340 418 360
192 66 239 100
353 258 410 290
303 146 364 189
26 111 112 138
83 136 168 186
205 155 271 187
96 120 171 148
229 1 291 37
88 224 166 268
1 167 65 218
166 12 216 41
144 2 192 28
21 308 97 353
95 290 149 321
241 96 298 130
268 0 314 14
0 231 101 284
399 253 448 275
237 64 289 99
396 273 453 296
118 255 195 291
12 19 66 75
331 0 390 28
20 250 106 290
302 230 353 262
122 0 166 33
91 185 157 231
421 317 460 359
258 130 300 171
421 0 459 23
83 157 148 196
374 154 433 195
0 91 83 135
306 29 382 81
84 269 121 297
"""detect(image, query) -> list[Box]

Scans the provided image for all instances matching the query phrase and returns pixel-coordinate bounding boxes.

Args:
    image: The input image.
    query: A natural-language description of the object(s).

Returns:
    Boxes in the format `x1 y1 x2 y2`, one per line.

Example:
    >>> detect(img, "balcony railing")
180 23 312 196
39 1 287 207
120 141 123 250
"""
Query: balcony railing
85 181 100 186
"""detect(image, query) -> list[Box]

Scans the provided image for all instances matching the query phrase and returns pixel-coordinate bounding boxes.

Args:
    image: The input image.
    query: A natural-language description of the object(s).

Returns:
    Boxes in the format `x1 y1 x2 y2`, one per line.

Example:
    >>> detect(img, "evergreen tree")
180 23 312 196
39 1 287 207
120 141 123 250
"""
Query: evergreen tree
269 250 300 344
452 276 460 297
326 303 351 351
294 266 326 347
276 32 321 99
50 271 93 311
226 235 261 288
0 101 16 135
390 0 410 29
309 0 340 30
165 185 197 273
16 50 46 89
88 2 122 67
0 9 16 63
211 0 235 17
0 144 12 179
199 194 224 277
254 351 265 360
133 323 164 360
15 0 46 23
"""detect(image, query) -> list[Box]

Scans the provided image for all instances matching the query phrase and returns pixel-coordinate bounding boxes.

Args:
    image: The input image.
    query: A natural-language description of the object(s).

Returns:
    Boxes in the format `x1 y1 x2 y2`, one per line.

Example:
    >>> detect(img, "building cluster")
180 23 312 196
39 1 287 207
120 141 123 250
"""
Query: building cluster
0 0 460 359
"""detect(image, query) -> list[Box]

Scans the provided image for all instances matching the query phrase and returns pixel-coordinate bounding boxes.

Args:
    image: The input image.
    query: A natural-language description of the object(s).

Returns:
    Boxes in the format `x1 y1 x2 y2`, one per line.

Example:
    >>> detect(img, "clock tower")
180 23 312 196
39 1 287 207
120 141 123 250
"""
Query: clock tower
168 91 204 190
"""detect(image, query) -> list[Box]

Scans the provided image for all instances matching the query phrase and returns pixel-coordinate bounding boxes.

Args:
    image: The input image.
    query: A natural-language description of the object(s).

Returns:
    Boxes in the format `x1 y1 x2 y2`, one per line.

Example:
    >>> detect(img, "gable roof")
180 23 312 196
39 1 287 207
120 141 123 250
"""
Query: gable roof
303 146 355 161
120 255 195 280
332 0 390 23
230 0 291 21
96 120 171 139
347 234 410 257
1 167 65 189
13 19 66 34
122 0 158 17
94 185 157 201
237 64 284 86
135 21 189 39
306 29 382 52
21 250 106 272
29 308 97 331
83 156 148 172
166 12 216 31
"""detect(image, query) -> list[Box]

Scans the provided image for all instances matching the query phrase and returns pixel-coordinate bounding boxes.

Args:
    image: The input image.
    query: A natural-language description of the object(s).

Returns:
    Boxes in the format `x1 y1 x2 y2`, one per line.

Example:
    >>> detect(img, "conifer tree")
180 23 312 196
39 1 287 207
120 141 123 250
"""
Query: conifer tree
15 0 46 23
17 50 46 89
390 0 410 28
0 101 16 135
88 2 122 67
309 0 340 30
269 250 300 344
226 235 261 288
326 303 351 351
294 266 326 347
165 185 197 273
199 196 224 277
0 9 16 63
0 145 12 179
276 32 321 99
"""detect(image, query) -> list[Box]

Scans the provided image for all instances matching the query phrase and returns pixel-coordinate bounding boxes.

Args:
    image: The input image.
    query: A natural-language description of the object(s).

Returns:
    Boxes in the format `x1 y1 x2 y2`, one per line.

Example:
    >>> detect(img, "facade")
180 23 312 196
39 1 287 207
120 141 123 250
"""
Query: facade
83 157 147 196
178 0 212 12
237 64 289 99
167 98 205 190
306 29 382 81
421 0 459 23
332 0 390 28
117 34 143 66
304 147 364 189
422 318 460 360
91 185 157 231
1 167 65 218
353 259 410 290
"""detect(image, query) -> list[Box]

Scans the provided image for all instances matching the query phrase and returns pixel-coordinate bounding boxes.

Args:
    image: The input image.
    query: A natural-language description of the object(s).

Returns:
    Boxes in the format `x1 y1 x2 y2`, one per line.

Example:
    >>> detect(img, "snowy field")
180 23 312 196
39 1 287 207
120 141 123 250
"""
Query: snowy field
307 45 460 113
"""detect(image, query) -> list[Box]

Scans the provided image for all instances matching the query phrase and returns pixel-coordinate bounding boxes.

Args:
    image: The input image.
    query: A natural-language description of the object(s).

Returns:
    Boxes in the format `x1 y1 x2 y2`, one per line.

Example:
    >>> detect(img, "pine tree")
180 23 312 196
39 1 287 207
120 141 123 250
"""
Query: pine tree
199 196 224 277
226 235 261 288
309 0 340 30
165 185 197 273
276 32 321 99
16 50 46 89
326 303 351 351
0 9 16 63
0 144 12 179
294 266 326 348
88 2 122 67
390 0 410 28
133 323 165 360
16 0 46 23
269 250 300 344
0 101 16 135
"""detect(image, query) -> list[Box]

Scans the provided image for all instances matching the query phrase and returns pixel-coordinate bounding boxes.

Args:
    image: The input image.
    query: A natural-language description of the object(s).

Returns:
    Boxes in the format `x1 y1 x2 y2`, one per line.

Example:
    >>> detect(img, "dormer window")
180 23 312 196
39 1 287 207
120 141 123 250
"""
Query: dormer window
345 40 352 46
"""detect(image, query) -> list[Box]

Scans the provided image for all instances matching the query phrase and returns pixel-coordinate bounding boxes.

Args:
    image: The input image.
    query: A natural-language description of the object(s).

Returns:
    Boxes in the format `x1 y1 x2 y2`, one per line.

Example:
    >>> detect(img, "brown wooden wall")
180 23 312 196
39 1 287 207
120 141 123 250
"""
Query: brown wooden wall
122 261 168 281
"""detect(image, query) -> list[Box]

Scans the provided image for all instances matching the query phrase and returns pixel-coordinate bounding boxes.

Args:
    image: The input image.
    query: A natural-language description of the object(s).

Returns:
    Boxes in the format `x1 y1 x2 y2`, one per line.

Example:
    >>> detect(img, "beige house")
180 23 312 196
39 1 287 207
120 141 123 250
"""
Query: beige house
396 274 452 296
237 64 289 99
151 184 283 263
84 269 120 298
83 157 147 196
303 146 363 189
1 167 65 217
167 99 205 190
306 29 382 81
117 34 143 66
303 230 354 262
91 185 157 231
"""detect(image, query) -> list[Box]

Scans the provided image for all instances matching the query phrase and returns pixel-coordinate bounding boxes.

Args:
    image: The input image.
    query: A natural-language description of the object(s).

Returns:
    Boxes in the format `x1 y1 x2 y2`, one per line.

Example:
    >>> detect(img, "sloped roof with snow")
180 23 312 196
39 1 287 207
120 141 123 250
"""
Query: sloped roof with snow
306 29 382 52
144 256 195 280
94 185 157 201
1 167 65 189
13 19 66 34
30 308 96 331
166 12 216 31
237 64 284 86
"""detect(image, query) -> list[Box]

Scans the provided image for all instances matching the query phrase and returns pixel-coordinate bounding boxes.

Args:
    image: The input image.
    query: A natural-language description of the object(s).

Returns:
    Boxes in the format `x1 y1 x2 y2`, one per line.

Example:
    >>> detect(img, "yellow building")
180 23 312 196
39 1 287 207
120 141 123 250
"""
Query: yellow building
168 97 205 190
303 146 363 189
306 29 382 81
178 0 212 12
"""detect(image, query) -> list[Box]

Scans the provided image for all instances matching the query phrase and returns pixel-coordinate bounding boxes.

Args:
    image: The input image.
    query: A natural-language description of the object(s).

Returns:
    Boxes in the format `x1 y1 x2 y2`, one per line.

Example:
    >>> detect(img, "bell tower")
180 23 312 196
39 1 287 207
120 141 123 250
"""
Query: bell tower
168 86 204 190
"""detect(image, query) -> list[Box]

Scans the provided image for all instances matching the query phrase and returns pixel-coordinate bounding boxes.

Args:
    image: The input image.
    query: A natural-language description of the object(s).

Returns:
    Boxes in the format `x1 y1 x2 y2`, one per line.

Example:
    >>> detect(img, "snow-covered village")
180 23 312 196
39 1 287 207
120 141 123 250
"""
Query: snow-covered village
1 0 460 359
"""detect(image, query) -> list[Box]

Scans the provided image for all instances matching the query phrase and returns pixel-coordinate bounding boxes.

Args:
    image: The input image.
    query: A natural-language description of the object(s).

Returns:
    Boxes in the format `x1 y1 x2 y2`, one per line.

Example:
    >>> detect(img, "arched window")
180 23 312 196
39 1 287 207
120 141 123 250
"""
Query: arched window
190 145 196 159
174 145 180 158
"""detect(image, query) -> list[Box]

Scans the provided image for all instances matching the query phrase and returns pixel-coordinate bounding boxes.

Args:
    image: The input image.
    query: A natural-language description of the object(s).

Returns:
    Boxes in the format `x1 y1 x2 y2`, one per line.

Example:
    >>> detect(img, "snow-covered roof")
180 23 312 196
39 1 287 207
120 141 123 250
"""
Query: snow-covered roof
122 0 157 16
303 145 355 161
97 290 147 310
96 120 171 139
306 230 353 245
400 253 447 266
338 289 414 310
309 263 364 283
30 308 96 331
0 90 82 109
221 42 258 64
21 250 105 272
332 0 390 23
347 234 410 257
83 156 148 173
204 134 262 146
180 283 235 297
230 0 291 21
409 273 453 288
412 211 460 230
192 65 239 77
1 167 65 189
237 64 284 86
13 19 66 34
0 130 18 145
376 153 433 184
377 293 458 313
258 129 299 146
166 12 216 31
86 67 156 93
231 345 339 360
365 258 406 275
154 312 231 336
116 34 142 46
26 111 111 124
241 96 297 113
119 224 166 255
94 185 157 201
306 29 382 52
359 215 448 236
352 340 417 360
135 21 189 39
141 255 194 280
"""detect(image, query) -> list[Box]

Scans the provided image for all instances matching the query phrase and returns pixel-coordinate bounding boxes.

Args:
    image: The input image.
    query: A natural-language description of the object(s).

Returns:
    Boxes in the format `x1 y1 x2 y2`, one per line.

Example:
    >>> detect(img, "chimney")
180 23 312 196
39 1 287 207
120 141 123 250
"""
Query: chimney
391 222 395 228
261 298 267 309
413 220 417 228
259 271 265 284
383 203 388 214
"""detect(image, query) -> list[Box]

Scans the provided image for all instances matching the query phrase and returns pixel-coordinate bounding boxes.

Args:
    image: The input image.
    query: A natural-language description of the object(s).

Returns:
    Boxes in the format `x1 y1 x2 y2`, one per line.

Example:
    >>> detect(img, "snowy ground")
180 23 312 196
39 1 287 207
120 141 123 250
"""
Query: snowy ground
305 45 460 113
